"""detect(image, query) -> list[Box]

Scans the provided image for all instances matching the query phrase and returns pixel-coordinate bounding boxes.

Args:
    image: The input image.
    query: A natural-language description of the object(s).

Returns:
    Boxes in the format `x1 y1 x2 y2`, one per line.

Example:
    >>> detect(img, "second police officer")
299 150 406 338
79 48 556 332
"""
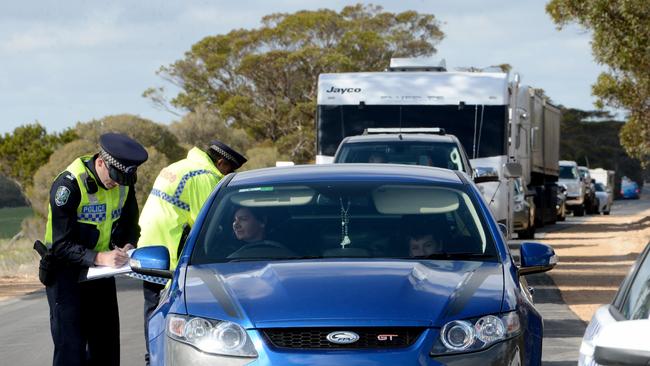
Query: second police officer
137 140 247 364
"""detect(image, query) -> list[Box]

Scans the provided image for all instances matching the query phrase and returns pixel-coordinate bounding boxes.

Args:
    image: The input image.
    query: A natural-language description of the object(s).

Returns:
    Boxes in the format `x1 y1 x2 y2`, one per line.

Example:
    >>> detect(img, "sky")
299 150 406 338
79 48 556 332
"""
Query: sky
0 0 606 135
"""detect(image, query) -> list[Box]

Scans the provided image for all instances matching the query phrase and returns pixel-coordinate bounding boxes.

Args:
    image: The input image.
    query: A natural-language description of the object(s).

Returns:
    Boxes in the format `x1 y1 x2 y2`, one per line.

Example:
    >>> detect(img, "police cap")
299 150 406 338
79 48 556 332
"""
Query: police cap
99 133 148 186
207 140 247 170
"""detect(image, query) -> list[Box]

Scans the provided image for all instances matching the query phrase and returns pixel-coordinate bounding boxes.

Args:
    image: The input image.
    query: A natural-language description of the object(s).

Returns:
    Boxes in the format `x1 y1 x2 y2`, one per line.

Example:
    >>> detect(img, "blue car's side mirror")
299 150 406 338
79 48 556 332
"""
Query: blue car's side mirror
519 242 558 276
130 246 173 279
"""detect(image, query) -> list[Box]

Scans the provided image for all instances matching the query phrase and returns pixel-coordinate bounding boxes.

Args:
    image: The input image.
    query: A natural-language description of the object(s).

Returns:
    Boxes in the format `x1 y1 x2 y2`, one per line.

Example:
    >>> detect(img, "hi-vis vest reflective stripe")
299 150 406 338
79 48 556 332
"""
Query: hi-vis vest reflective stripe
138 147 222 270
44 156 128 252
149 169 216 211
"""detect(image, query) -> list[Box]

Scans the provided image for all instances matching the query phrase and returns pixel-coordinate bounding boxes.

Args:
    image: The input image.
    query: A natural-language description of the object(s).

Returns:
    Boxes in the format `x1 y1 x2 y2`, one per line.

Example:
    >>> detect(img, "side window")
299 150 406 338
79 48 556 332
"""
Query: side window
620 252 650 320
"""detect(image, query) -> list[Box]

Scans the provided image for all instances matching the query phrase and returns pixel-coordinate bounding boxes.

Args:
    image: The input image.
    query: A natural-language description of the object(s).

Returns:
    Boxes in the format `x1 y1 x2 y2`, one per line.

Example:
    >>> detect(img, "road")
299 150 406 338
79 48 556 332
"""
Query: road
1 194 648 365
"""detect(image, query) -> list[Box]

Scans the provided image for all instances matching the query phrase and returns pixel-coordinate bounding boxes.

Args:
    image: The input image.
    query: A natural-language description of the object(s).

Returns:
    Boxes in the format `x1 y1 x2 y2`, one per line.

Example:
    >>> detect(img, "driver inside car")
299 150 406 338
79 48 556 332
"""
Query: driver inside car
228 206 292 258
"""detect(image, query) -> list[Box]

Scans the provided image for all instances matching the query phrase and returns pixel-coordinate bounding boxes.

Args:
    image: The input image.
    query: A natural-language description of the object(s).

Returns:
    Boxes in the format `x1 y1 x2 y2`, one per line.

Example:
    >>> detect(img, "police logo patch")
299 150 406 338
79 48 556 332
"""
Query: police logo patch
55 186 71 206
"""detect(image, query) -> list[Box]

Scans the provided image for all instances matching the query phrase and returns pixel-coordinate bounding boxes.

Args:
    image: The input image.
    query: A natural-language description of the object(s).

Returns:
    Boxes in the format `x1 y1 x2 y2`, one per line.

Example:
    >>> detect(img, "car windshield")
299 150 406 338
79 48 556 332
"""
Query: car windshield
559 166 578 179
191 181 497 264
335 141 467 172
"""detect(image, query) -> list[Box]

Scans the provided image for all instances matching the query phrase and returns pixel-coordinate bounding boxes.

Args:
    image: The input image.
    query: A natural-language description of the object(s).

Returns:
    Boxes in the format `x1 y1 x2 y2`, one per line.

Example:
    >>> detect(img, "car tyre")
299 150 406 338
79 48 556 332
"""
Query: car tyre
557 204 566 221
518 218 535 239
574 204 585 217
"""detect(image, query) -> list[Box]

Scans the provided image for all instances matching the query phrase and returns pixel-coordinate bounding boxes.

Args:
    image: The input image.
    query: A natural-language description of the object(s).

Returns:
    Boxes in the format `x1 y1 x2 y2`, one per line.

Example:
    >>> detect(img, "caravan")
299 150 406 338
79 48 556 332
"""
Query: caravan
316 58 561 235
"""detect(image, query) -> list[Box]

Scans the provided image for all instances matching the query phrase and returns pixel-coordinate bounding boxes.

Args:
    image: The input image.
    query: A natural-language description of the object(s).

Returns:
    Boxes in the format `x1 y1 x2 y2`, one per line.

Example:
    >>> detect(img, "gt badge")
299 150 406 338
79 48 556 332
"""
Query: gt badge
377 334 399 341
55 186 71 206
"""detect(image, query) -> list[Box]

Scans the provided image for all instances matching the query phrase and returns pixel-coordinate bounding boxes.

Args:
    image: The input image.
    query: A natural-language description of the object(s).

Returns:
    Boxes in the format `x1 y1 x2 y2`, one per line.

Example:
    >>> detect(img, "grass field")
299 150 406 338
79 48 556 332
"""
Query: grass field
0 206 32 239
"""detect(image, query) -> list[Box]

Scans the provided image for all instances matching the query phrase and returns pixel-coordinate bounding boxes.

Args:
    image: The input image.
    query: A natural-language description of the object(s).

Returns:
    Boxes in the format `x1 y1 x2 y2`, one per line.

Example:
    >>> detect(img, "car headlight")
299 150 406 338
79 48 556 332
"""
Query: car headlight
167 314 257 357
432 312 521 355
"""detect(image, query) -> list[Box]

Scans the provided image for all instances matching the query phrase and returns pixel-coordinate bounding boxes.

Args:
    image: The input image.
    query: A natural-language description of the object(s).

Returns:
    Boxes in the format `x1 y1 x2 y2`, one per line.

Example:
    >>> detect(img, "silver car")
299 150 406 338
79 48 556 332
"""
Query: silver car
594 183 613 215
579 243 650 365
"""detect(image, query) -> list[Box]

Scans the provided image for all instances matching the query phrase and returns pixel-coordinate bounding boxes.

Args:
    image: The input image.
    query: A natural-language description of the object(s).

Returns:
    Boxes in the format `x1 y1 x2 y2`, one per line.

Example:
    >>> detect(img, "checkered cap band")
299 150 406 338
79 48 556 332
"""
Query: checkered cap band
210 144 237 165
99 148 128 172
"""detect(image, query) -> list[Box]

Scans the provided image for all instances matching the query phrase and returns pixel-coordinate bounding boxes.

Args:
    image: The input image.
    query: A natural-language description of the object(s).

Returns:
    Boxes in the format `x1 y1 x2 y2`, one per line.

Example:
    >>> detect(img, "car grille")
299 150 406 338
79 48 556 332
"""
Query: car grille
261 327 425 349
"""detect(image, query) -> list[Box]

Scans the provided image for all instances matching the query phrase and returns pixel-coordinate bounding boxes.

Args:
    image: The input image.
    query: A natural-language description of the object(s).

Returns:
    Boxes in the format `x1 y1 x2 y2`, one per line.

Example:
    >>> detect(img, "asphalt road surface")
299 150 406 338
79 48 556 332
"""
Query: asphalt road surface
1 196 646 365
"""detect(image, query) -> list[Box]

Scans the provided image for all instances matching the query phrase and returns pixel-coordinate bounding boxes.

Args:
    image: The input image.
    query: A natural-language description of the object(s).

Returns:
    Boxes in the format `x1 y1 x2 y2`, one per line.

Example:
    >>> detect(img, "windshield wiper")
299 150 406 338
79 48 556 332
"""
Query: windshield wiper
411 252 495 260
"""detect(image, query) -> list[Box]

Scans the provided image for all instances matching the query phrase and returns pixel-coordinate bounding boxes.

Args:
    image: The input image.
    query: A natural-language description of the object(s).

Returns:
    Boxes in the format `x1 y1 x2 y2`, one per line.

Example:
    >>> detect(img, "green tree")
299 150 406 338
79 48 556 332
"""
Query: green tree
169 105 250 153
27 115 183 219
559 107 643 191
146 4 444 162
74 114 185 162
0 174 28 207
546 0 650 164
0 123 77 191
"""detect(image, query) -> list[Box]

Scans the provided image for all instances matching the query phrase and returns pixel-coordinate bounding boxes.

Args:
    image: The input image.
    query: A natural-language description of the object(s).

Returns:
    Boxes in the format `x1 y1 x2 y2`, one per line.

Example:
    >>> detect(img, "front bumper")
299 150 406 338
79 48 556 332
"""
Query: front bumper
162 332 527 366
565 195 584 206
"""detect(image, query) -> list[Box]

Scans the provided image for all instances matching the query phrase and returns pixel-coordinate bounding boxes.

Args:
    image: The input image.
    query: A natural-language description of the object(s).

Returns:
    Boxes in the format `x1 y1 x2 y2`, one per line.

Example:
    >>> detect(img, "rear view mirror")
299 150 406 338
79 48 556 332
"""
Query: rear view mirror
473 167 499 183
130 246 173 279
503 162 522 178
593 320 650 365
518 242 557 275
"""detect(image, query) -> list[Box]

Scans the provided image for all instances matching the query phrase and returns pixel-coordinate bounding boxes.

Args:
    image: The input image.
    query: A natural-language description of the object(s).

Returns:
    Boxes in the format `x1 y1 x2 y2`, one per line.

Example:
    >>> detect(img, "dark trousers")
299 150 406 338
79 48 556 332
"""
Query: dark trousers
143 281 165 365
46 267 120 366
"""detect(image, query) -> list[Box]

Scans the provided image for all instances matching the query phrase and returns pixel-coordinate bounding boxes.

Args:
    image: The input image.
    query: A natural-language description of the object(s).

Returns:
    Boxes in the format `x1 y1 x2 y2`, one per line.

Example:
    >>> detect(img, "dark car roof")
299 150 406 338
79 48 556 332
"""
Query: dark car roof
341 133 457 144
228 164 463 187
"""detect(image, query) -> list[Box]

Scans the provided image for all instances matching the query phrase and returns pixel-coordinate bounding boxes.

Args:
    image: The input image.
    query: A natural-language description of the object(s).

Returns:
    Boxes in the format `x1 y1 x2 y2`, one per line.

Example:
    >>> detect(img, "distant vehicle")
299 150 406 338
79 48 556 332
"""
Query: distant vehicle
579 242 650 365
556 185 567 221
131 164 558 365
621 177 640 199
594 183 613 215
333 128 474 176
578 166 599 214
559 160 585 216
513 177 536 239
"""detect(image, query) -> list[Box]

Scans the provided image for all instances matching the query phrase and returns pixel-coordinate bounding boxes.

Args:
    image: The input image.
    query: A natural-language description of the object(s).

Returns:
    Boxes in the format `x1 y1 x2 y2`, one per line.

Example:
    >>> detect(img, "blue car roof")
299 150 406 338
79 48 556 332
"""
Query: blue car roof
228 164 464 187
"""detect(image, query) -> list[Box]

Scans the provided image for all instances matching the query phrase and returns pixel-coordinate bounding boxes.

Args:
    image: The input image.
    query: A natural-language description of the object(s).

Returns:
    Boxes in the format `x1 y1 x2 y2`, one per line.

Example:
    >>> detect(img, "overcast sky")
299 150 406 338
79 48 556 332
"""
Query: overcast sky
0 0 604 134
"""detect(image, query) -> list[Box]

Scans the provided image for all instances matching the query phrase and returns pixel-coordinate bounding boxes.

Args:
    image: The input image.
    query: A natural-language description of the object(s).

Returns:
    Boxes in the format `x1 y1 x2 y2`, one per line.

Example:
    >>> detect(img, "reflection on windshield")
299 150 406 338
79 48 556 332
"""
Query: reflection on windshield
559 166 578 179
192 183 497 264
317 105 507 158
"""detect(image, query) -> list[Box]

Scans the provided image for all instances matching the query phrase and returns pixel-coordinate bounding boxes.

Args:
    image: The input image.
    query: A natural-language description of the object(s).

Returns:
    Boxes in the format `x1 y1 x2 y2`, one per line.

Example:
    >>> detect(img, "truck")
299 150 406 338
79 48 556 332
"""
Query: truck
315 58 561 232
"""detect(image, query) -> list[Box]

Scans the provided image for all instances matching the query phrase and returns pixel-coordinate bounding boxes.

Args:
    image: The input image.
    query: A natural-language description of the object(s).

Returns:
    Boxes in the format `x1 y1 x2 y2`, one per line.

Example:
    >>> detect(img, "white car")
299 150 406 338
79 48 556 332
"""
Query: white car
579 243 650 365
594 183 613 215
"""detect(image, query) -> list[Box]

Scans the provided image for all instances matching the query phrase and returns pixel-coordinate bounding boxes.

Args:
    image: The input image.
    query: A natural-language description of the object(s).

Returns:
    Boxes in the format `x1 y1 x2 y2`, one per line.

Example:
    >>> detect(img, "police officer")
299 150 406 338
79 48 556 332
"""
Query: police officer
44 133 148 366
137 140 246 364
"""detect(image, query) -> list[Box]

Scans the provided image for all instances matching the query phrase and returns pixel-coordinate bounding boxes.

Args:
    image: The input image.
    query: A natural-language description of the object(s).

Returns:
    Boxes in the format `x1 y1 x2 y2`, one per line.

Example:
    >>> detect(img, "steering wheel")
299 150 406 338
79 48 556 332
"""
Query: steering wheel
227 241 295 259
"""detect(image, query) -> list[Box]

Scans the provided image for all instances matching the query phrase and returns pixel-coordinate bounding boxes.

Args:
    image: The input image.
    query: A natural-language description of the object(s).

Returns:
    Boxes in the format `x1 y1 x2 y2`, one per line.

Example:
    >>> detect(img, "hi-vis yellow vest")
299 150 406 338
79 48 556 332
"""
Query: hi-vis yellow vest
138 147 223 269
45 156 128 252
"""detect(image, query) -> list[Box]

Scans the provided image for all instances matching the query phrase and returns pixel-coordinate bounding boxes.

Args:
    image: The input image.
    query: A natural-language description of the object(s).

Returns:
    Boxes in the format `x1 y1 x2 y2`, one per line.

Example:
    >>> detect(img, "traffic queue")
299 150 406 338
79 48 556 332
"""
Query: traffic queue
36 58 647 366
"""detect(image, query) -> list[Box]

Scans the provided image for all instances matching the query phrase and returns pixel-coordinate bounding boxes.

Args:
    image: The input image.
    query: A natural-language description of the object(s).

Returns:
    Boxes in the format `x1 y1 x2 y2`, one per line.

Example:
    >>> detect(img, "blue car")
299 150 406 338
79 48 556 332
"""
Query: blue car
131 164 556 365
621 179 640 199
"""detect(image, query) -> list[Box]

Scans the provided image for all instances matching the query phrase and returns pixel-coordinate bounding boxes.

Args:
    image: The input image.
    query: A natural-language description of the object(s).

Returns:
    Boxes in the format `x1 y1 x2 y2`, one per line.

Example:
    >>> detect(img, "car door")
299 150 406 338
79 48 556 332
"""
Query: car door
611 244 650 320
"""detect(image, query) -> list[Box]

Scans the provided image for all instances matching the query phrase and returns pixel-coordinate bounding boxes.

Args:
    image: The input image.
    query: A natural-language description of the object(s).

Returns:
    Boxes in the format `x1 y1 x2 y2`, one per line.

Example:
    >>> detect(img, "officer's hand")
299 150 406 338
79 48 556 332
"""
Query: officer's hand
122 243 135 252
95 249 130 268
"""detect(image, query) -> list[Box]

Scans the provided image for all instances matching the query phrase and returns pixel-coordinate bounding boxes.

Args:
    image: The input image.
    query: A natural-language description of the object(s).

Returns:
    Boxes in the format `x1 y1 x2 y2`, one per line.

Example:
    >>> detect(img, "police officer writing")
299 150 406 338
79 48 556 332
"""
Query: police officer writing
42 133 148 366
137 140 246 364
